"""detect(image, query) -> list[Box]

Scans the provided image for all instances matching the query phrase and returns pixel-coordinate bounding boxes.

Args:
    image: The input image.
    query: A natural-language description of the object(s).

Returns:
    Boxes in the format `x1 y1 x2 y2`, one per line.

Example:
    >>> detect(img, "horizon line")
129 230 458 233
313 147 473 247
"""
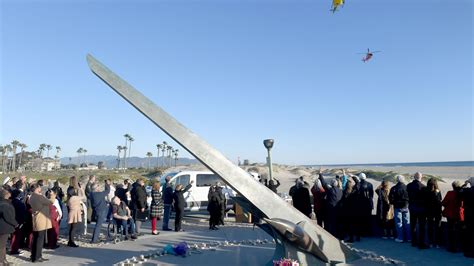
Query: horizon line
56 155 474 166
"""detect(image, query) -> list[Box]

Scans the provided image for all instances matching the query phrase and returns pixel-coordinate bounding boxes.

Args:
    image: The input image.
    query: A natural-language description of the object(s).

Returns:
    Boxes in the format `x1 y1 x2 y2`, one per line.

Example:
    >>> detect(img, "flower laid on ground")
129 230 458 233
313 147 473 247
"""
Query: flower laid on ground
273 258 300 266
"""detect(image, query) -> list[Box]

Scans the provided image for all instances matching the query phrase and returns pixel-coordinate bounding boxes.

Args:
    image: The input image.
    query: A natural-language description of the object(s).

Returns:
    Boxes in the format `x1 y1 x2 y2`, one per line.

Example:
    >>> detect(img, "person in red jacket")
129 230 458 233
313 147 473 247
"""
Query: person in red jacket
46 189 61 249
311 179 326 227
442 181 464 252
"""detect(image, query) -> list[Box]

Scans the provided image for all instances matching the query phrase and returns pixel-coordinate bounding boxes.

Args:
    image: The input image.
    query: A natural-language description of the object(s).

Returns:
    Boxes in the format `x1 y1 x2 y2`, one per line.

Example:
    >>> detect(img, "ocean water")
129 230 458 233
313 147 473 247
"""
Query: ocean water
309 161 474 168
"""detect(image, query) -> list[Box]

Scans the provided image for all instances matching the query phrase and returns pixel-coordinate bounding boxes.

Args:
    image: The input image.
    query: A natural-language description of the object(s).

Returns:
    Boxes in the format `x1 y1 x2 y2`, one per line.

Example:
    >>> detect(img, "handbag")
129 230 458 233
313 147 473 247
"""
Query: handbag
136 209 150 222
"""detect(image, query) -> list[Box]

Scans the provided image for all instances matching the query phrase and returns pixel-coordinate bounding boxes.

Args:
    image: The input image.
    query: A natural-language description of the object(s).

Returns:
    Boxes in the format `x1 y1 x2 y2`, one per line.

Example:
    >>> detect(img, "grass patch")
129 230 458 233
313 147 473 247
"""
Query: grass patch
351 170 445 183
15 168 167 186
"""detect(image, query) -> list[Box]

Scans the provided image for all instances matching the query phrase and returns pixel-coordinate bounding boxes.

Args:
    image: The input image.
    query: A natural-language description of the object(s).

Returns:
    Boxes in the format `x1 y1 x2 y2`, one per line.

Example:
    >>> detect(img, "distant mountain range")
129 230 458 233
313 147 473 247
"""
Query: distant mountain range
60 155 199 168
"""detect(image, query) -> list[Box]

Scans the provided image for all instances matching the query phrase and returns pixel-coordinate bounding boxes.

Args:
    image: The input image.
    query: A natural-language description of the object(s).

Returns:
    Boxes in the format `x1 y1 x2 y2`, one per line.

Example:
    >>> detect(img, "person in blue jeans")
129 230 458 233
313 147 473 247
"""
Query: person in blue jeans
90 180 110 243
111 197 137 240
162 176 174 231
389 175 411 242
407 172 428 249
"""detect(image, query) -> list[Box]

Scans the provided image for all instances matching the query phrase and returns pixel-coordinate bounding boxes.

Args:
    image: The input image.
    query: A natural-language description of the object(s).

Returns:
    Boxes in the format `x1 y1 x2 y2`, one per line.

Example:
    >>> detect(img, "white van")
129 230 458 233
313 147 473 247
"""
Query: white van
159 171 236 212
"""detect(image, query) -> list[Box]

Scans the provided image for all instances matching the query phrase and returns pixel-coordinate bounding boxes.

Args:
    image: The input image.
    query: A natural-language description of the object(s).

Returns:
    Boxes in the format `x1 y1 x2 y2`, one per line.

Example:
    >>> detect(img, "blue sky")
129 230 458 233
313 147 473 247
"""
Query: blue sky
1 0 472 165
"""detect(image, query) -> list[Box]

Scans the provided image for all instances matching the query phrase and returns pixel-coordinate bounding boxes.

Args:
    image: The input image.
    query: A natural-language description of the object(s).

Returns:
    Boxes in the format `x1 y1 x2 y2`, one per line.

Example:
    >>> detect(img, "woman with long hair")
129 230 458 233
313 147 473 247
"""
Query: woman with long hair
425 178 442 248
67 187 84 247
45 189 61 249
376 180 394 239
340 179 358 242
67 176 83 199
150 181 163 235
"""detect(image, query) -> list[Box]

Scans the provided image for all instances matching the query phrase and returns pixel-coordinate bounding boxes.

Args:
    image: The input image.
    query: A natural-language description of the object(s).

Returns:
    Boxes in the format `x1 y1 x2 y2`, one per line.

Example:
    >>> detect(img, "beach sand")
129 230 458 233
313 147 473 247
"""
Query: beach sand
165 163 473 200
235 164 474 202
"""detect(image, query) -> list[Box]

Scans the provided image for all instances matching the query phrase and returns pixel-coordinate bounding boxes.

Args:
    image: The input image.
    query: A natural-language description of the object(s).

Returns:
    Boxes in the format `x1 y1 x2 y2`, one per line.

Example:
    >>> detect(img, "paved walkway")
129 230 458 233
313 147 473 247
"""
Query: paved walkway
6 214 474 266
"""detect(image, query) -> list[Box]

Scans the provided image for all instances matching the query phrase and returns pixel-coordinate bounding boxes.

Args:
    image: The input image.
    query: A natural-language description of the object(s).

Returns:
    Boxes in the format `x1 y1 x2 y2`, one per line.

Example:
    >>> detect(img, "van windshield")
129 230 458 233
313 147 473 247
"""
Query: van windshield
174 174 190 186
160 172 178 184
196 174 220 187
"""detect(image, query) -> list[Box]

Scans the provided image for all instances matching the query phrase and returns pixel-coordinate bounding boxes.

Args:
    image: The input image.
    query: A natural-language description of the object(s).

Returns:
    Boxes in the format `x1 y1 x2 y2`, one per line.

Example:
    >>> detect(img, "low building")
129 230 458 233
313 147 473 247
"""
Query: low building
78 164 99 171
26 157 61 172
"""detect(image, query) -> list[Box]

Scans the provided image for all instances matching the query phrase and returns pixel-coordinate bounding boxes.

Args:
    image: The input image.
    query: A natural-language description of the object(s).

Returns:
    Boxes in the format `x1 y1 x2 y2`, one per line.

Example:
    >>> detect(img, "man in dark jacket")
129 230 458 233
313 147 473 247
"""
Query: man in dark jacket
292 180 312 218
268 179 281 194
319 173 342 236
132 179 148 235
319 174 343 207
389 175 411 243
90 181 111 243
289 179 298 197
0 188 17 265
173 181 194 232
115 179 131 205
407 172 428 248
9 189 26 255
215 183 226 226
85 175 96 223
357 173 374 236
289 176 308 197
207 185 220 230
459 177 474 258
162 176 174 231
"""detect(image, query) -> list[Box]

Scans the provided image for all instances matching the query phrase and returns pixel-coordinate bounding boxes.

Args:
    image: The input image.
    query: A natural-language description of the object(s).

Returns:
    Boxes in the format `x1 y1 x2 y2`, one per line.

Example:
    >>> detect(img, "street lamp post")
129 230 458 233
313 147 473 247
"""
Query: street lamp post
263 139 274 182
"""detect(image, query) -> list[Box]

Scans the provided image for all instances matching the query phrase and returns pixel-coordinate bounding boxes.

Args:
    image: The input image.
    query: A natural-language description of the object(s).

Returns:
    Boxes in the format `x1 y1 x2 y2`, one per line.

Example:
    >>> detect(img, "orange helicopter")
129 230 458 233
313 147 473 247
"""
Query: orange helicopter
358 48 381 62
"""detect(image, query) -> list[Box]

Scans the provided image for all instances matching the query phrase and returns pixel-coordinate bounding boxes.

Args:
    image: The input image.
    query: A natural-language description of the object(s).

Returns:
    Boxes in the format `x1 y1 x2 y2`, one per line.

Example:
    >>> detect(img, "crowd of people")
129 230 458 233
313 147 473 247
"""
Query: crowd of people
287 170 473 259
0 174 201 264
1 170 473 265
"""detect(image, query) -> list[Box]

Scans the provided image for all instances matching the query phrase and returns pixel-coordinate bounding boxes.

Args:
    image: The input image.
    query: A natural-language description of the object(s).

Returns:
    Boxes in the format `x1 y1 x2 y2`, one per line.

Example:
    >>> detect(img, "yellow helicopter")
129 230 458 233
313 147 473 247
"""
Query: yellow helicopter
330 0 344 13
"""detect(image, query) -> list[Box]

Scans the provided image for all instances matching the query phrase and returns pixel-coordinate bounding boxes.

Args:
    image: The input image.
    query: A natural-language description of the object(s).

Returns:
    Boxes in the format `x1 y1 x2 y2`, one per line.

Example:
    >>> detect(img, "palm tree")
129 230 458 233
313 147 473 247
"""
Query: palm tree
4 145 12 172
128 136 134 164
146 152 153 170
166 145 173 167
46 144 52 158
174 149 179 167
161 141 167 167
76 147 83 165
0 145 5 173
156 144 162 167
121 146 128 169
38 144 47 158
10 140 20 172
18 143 27 169
55 146 61 158
170 148 175 167
116 145 123 169
83 149 88 165
123 134 130 169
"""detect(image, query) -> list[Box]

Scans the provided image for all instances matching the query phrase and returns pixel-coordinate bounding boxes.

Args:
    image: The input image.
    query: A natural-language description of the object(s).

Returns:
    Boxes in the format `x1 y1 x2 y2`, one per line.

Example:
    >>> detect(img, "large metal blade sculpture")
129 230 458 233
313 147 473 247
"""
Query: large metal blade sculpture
86 54 359 265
